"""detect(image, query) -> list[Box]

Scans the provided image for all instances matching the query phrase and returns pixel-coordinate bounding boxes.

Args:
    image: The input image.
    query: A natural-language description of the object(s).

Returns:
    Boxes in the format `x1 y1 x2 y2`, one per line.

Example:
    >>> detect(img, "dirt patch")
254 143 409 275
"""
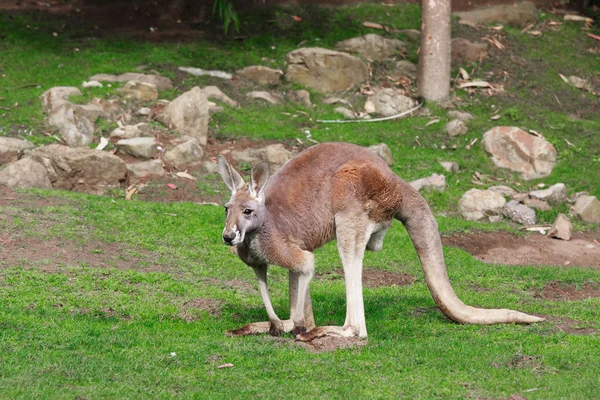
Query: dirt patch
295 335 367 353
535 281 600 301
317 268 415 288
179 298 222 321
492 353 557 375
442 231 600 269
540 315 600 335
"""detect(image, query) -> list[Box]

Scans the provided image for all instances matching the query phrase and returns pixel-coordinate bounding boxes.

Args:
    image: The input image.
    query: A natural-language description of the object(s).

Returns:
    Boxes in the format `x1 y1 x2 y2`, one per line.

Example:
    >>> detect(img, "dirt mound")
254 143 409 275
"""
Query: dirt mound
535 281 600 301
442 231 600 268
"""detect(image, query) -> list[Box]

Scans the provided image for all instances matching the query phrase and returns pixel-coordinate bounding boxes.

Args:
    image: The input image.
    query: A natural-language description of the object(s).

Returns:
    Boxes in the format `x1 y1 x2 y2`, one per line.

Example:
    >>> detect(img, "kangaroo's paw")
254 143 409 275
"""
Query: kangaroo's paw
295 325 359 342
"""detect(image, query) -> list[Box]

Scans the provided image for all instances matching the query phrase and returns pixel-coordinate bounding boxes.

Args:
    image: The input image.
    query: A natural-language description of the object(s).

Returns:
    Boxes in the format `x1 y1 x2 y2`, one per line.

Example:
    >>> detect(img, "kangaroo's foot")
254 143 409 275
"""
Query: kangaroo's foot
295 325 362 342
226 320 295 337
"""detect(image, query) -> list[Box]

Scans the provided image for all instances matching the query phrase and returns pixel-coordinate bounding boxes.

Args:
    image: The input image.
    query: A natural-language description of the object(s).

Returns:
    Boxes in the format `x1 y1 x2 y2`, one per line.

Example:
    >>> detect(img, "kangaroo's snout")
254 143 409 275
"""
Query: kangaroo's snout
222 232 236 245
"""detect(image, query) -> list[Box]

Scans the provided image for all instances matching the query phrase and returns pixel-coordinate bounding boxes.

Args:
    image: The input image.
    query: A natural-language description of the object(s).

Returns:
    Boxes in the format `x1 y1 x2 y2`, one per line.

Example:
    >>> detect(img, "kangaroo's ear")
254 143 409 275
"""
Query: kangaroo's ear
249 161 270 200
218 156 244 192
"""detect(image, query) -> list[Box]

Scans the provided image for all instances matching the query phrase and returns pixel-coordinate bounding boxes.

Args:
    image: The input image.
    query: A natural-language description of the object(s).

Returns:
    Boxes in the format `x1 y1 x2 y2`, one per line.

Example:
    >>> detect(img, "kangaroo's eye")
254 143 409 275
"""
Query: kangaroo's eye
243 209 253 215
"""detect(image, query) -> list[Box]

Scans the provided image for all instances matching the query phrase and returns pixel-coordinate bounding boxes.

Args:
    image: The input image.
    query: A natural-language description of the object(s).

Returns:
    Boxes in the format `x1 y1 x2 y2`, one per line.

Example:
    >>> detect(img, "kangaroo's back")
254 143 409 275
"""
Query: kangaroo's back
263 143 403 251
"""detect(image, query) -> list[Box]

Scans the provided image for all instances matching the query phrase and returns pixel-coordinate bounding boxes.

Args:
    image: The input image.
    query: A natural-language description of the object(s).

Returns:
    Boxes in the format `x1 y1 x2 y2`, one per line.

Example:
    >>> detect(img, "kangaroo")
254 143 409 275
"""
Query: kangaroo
218 142 544 341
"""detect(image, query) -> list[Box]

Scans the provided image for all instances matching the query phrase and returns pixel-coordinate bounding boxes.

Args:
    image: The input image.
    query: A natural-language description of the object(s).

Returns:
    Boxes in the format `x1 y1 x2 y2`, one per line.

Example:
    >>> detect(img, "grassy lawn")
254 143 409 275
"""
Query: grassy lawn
1 3 599 399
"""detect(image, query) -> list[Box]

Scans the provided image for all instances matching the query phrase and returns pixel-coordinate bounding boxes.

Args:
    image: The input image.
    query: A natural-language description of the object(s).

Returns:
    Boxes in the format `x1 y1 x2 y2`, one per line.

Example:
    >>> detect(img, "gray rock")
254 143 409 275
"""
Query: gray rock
454 1 538 28
367 88 418 117
529 183 567 204
511 192 530 202
523 198 551 211
163 138 204 168
89 73 173 90
410 174 446 192
287 90 312 107
233 144 293 173
445 119 468 137
156 87 211 145
137 107 152 116
399 29 421 42
0 137 35 164
200 86 239 108
483 126 557 180
459 188 506 221
393 60 417 80
0 157 52 189
117 81 158 101
335 34 405 61
451 38 488 65
204 160 220 174
285 47 368 93
110 123 150 139
236 66 283 86
368 143 394 166
448 110 474 121
48 105 95 147
440 161 460 172
334 106 360 119
503 199 536 225
488 185 518 197
29 144 127 194
127 159 164 177
548 213 572 240
40 86 82 114
247 91 282 105
571 195 600 224
116 137 158 159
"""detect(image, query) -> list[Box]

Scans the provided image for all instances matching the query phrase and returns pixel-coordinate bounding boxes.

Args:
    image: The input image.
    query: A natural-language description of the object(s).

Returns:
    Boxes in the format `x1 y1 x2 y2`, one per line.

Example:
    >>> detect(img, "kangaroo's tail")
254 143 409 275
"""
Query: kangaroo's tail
394 180 544 324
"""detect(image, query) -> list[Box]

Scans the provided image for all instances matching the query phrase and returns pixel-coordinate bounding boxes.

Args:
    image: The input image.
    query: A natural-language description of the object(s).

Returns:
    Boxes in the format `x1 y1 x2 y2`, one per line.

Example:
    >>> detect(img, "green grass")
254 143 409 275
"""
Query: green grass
1 3 600 398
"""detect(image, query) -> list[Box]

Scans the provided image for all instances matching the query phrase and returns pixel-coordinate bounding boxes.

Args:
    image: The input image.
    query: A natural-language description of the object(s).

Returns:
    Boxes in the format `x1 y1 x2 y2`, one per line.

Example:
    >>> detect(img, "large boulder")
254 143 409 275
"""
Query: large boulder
163 138 204 168
233 144 293 173
127 159 164 177
483 126 557 180
0 157 52 189
28 144 127 194
285 48 368 93
454 1 538 28
0 137 35 164
335 34 405 62
156 87 211 145
459 189 506 221
529 183 567 204
236 66 283 86
366 88 419 117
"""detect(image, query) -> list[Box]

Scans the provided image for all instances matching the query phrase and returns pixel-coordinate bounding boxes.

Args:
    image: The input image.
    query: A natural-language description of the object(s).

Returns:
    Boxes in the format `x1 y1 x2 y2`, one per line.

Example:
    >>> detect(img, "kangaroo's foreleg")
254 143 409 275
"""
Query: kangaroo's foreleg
297 213 372 342
226 264 294 337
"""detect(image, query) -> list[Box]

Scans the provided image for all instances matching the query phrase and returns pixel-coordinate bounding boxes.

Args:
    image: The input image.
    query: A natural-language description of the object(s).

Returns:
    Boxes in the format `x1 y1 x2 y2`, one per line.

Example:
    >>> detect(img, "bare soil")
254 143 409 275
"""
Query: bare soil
535 281 600 300
317 268 415 288
442 230 600 269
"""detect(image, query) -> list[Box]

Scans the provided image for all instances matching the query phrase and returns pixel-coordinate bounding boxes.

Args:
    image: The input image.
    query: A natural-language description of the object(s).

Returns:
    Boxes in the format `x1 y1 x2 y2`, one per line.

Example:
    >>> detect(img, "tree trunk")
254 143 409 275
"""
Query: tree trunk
417 0 451 103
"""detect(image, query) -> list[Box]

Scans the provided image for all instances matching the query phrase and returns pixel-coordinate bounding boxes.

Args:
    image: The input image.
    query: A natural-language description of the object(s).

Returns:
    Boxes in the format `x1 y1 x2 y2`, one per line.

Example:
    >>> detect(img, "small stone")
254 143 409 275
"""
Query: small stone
335 34 405 61
368 143 393 166
0 137 35 164
246 91 282 105
137 107 152 116
503 199 536 225
547 213 573 240
334 106 359 119
447 110 474 121
116 137 158 159
410 174 446 192
204 160 220 174
488 185 517 197
109 123 150 139
571 195 600 224
236 66 283 86
445 119 468 137
117 81 158 101
529 183 567 204
393 60 417 80
523 198 551 211
368 88 418 117
439 161 459 173
511 192 530 202
232 144 293 173
82 80 103 88
287 90 312 107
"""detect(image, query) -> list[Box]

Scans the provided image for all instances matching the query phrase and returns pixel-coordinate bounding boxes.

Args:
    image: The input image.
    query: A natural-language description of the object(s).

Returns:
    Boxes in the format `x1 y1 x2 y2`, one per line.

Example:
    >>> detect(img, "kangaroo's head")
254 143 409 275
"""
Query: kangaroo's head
217 156 271 246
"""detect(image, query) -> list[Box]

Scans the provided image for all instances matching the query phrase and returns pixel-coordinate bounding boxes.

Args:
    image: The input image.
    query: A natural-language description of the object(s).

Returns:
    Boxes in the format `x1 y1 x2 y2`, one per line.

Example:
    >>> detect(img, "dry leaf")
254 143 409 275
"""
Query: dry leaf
458 67 470 80
176 171 196 181
491 24 504 31
126 186 138 201
588 33 600 41
521 23 534 33
564 15 593 24
96 137 109 151
217 363 234 369
291 15 302 21
528 30 542 37
363 21 384 30
457 81 493 89
424 119 440 127
490 114 501 120
558 73 569 83
167 183 178 190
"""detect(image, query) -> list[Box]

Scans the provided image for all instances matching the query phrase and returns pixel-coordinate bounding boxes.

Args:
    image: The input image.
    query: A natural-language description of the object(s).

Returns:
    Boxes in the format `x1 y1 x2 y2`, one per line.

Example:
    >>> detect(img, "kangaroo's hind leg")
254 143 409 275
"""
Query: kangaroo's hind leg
366 221 392 252
297 212 373 341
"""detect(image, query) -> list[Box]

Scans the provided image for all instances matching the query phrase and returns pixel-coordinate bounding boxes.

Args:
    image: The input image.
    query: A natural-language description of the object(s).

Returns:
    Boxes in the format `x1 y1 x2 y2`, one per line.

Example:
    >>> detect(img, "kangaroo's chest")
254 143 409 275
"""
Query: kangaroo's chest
237 233 269 267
